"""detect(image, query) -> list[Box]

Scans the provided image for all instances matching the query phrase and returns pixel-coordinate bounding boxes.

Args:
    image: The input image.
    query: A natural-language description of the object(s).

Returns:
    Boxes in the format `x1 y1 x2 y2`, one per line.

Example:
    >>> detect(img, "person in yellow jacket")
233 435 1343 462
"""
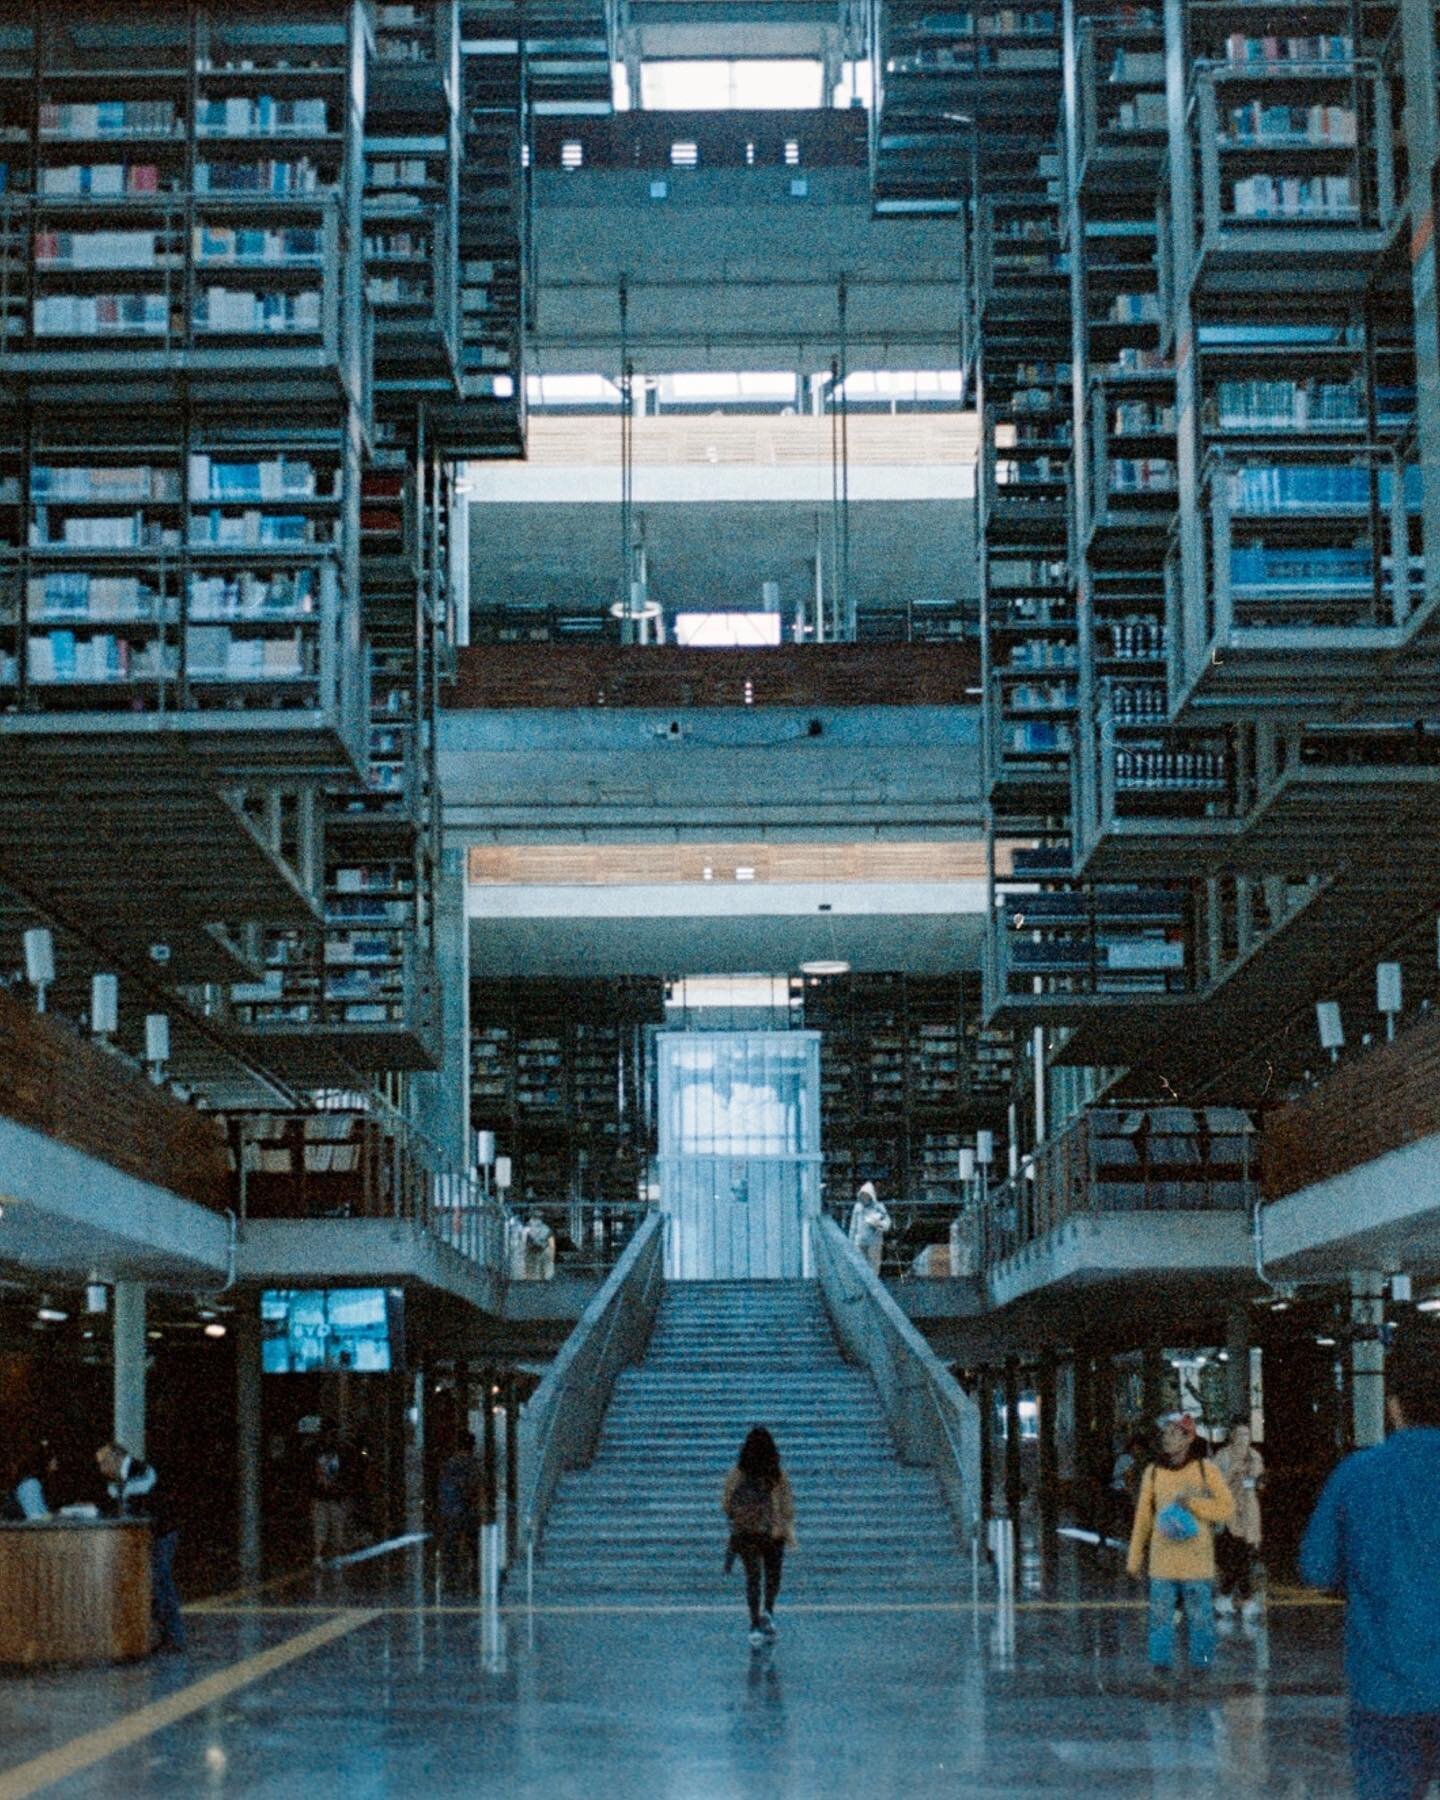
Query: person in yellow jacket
1127 1416 1235 1679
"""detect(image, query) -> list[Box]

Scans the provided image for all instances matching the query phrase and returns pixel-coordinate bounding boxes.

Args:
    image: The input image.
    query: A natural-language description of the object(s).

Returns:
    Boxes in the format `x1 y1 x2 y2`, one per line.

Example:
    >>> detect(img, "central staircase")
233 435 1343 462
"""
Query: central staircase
529 1278 966 1603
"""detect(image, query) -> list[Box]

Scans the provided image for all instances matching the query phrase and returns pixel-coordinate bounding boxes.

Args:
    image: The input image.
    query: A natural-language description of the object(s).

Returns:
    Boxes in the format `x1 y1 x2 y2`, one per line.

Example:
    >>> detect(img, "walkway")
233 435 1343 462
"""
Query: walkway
0 1544 1352 1797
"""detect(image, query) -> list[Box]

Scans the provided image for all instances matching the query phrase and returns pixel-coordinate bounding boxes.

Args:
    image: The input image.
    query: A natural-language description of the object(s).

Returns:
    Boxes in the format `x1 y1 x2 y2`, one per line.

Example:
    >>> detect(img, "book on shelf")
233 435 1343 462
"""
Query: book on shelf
39 163 161 196
1223 35 1352 67
193 286 322 333
194 224 323 265
39 100 180 139
188 455 323 499
195 159 321 194
1230 174 1356 219
28 629 173 682
33 293 168 335
1226 102 1355 145
190 508 317 546
27 572 159 618
196 96 329 138
185 627 307 678
34 229 165 268
189 569 318 619
32 464 181 501
31 510 179 548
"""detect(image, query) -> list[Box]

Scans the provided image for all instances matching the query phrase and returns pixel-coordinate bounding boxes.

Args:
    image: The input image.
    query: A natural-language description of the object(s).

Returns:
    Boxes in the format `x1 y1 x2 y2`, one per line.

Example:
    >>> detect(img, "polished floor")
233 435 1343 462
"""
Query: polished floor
0 1540 1359 1798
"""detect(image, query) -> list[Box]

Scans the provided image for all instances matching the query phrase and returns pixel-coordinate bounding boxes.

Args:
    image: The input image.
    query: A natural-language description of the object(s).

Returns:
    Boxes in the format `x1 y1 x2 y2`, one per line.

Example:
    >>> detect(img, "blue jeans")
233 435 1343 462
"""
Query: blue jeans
1350 1710 1440 1800
151 1530 186 1650
1147 1578 1215 1670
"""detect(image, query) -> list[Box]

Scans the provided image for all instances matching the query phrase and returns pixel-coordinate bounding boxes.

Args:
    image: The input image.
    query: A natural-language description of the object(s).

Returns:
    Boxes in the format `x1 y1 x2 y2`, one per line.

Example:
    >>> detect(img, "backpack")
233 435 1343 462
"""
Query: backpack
727 1474 773 1537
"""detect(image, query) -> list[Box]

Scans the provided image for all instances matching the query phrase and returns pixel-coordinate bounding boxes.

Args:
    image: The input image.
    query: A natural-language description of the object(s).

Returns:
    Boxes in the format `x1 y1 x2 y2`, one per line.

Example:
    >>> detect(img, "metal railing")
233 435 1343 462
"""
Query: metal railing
979 1105 1254 1271
519 1209 665 1599
233 1093 510 1274
813 1214 982 1544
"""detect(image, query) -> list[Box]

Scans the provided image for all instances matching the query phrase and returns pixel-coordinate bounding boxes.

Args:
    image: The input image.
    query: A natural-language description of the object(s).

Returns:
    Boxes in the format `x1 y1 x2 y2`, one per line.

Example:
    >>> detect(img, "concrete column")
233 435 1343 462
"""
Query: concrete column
978 1368 995 1519
1003 1357 1023 1516
1225 1306 1251 1424
112 1281 146 1456
411 845 471 1171
1037 1352 1059 1522
236 1300 263 1580
405 1368 426 1535
1350 1271 1388 1450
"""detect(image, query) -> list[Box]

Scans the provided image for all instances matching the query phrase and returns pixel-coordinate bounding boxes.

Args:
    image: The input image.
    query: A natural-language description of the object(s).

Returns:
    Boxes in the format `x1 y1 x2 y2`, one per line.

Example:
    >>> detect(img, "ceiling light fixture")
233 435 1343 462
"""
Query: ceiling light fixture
204 1323 227 1339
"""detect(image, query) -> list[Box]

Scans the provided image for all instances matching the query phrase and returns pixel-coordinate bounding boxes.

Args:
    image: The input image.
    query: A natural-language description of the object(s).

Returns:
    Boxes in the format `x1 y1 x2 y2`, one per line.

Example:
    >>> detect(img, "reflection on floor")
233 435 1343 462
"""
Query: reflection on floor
0 1543 1352 1798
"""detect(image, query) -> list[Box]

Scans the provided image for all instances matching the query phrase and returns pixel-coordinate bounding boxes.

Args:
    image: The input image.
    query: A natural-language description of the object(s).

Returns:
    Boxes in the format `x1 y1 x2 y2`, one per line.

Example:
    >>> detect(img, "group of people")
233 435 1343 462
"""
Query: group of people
3 1439 185 1654
724 1339 1440 1800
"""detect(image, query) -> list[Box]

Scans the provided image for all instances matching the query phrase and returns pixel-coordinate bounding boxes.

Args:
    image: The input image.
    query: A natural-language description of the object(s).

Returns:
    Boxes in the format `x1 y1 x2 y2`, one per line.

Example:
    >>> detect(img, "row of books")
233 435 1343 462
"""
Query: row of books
34 230 168 268
1229 174 1357 217
195 97 330 138
1225 463 1390 513
26 573 163 617
334 863 413 894
1004 720 1073 753
190 571 319 619
1113 749 1228 793
1109 681 1167 722
363 229 429 258
1229 542 1371 591
1113 402 1176 433
189 455 328 499
39 101 180 140
1110 292 1160 322
33 293 167 334
989 556 1067 589
195 225 324 264
190 509 330 547
1007 640 1077 669
186 627 308 677
194 159 325 193
192 287 322 332
1106 620 1166 659
1107 93 1167 132
1109 457 1176 493
30 512 180 549
1224 103 1356 146
1008 679 1077 709
28 631 174 681
1223 35 1352 67
39 163 164 195
1210 378 1361 430
32 464 180 500
366 159 432 188
367 276 430 305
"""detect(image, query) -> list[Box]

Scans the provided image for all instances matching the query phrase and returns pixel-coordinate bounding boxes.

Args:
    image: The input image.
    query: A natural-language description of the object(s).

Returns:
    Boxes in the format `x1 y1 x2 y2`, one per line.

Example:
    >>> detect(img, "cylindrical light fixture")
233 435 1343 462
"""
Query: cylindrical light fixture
91 973 119 1038
144 1012 170 1076
23 927 54 1012
976 1130 995 1167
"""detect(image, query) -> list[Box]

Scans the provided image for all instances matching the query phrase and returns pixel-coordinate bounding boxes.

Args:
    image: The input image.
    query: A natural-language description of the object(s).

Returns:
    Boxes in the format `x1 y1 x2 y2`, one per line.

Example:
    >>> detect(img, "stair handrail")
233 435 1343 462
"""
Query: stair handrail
812 1213 983 1543
518 1210 665 1601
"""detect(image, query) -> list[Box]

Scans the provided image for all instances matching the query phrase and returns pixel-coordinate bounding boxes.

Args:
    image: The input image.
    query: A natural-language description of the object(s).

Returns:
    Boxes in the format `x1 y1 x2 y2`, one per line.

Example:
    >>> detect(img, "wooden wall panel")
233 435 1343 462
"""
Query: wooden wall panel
469 840 1015 886
1261 1011 1440 1202
0 988 232 1213
447 643 982 711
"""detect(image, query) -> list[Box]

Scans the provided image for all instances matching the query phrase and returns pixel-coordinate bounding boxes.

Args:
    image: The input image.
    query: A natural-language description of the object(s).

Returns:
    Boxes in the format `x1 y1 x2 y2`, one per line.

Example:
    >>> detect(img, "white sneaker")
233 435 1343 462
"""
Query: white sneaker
760 1612 778 1639
748 1627 766 1648
1214 1594 1235 1616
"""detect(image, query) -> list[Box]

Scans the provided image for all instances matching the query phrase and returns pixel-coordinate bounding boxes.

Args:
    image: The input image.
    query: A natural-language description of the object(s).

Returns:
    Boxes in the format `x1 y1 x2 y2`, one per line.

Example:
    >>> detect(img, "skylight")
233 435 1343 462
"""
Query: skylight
640 60 825 112
674 612 783 648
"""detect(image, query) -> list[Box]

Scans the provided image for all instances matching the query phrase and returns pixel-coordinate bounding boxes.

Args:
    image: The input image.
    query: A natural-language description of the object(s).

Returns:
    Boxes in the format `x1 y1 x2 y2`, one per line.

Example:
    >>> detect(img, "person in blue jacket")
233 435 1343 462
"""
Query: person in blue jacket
1300 1334 1440 1800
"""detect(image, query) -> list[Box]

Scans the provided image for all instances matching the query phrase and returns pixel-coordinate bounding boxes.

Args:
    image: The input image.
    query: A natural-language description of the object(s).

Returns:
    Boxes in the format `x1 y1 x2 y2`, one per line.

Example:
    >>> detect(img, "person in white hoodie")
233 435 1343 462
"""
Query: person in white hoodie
849 1182 892 1275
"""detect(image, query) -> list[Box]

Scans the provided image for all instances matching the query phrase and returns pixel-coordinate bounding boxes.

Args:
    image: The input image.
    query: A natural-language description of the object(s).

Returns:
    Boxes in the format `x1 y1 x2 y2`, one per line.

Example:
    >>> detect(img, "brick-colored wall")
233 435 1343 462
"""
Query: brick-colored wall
1261 1011 1440 1201
0 988 233 1213
446 643 981 711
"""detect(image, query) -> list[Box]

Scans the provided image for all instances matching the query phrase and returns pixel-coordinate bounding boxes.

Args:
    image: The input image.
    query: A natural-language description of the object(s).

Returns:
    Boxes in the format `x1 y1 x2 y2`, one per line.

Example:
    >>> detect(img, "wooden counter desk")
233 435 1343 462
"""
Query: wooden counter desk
0 1519 151 1668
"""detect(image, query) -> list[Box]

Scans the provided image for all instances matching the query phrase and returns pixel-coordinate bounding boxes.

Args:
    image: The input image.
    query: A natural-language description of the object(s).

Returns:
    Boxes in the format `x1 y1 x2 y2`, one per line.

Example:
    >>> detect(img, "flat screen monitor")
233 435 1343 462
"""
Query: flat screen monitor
260 1288 403 1375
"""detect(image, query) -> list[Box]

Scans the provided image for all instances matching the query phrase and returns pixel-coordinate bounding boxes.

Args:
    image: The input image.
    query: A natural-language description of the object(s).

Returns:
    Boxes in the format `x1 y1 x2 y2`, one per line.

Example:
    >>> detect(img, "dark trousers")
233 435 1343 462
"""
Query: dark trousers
734 1534 784 1628
1350 1709 1440 1800
1216 1531 1255 1602
151 1529 186 1650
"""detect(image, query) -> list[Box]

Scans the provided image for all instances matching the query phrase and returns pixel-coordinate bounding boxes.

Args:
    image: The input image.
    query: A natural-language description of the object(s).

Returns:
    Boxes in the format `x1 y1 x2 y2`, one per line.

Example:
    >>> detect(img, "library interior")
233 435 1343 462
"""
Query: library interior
1 1 1439 1794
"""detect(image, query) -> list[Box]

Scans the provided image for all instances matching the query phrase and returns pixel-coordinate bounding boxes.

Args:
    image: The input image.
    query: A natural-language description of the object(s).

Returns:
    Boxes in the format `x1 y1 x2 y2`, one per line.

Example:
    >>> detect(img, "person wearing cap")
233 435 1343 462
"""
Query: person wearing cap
1127 1416 1233 1687
848 1182 892 1276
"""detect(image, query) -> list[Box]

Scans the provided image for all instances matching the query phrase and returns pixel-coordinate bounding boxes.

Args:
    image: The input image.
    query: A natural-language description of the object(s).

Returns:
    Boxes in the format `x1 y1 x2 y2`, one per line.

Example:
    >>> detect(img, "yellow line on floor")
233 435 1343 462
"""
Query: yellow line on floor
0 1609 380 1800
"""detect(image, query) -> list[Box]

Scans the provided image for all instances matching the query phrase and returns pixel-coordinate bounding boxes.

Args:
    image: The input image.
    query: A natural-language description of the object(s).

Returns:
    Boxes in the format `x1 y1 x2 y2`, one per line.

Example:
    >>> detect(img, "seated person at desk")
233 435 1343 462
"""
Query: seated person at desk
2 1443 56 1521
96 1442 186 1655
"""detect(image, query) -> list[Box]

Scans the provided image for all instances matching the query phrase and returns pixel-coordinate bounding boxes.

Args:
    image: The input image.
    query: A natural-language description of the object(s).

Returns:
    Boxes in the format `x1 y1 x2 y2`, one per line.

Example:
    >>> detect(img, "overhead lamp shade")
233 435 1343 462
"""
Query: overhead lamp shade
958 1147 977 1181
494 1155 513 1191
144 1013 170 1067
975 1130 995 1166
1377 961 1403 1014
475 1129 497 1168
800 958 850 977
